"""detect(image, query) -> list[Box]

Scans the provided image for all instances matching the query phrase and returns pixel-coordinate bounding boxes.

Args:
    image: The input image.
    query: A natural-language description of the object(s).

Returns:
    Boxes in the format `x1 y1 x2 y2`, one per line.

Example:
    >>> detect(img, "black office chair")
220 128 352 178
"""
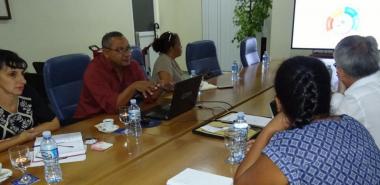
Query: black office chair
186 40 222 79
32 62 45 74
240 37 260 67
24 72 49 104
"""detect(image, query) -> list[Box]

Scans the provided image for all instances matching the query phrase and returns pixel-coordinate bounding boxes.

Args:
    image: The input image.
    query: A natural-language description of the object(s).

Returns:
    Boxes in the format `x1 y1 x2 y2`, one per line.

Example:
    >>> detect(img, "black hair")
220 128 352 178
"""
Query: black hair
0 49 28 70
152 31 179 54
274 56 331 128
102 31 124 48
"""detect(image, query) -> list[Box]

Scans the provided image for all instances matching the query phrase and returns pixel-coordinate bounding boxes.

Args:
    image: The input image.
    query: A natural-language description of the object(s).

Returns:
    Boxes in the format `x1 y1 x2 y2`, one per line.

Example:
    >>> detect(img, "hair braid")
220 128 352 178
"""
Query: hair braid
292 71 319 128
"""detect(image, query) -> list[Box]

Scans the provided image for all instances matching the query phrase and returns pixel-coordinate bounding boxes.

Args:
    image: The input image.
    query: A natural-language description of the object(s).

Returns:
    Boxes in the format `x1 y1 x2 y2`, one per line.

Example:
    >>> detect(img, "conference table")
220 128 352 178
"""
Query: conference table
0 61 280 185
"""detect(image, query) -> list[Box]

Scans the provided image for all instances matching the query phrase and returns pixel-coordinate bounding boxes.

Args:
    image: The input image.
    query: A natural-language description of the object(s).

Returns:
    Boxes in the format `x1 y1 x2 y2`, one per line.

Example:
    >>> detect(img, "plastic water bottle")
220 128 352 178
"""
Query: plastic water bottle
40 131 63 184
190 69 197 78
232 112 249 163
231 61 239 81
190 70 202 95
128 99 142 137
262 50 270 64
262 50 270 63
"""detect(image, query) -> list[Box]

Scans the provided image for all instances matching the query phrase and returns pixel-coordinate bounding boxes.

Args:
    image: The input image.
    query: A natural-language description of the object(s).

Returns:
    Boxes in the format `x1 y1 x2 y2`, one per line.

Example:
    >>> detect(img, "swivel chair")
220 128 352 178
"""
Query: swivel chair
131 46 149 78
43 54 90 125
240 37 260 67
186 40 222 79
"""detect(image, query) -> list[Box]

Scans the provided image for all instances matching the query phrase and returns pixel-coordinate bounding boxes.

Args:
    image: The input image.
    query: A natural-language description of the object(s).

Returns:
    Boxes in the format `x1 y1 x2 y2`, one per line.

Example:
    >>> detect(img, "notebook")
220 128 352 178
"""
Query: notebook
167 168 232 185
144 75 202 120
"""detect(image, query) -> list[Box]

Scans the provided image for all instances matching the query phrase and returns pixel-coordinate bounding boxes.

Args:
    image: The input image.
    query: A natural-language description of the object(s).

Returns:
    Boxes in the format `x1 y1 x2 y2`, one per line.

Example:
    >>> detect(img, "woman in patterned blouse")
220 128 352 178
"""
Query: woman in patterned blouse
0 49 60 152
234 56 380 185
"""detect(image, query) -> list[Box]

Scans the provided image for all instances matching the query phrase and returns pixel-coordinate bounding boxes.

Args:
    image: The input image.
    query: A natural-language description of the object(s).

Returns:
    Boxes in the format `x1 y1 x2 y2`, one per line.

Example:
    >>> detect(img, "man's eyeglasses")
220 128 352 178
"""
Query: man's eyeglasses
104 46 132 54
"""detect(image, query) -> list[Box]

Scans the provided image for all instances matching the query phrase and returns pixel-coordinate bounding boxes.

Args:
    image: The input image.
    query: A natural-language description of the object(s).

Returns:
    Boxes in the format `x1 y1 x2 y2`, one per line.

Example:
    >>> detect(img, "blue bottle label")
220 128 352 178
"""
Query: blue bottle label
128 110 140 120
41 148 59 159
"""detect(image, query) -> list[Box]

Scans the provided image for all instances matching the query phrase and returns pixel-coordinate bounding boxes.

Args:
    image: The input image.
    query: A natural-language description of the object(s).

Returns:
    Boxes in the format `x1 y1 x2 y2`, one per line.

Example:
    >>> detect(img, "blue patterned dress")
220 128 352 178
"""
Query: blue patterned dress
263 115 380 185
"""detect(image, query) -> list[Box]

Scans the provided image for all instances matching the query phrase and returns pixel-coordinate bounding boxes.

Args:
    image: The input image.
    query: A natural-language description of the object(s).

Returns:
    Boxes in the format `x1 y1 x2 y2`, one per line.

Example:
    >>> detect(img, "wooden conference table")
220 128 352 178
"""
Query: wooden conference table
0 61 280 185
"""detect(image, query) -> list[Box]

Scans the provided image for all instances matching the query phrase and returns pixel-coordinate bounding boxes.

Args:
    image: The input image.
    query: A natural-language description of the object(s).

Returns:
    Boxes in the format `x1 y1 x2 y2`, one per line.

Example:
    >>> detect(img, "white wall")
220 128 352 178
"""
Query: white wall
0 0 310 72
202 0 240 71
269 0 311 60
156 0 203 70
0 0 135 72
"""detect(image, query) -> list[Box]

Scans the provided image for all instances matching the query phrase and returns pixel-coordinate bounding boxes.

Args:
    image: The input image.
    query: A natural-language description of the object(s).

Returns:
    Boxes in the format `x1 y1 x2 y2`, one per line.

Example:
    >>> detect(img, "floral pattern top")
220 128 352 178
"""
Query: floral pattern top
0 85 55 139
0 96 34 139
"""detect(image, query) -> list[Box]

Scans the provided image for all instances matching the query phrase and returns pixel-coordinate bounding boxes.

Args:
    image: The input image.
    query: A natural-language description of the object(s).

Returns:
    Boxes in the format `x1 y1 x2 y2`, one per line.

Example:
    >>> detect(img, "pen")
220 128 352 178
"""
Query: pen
34 144 75 148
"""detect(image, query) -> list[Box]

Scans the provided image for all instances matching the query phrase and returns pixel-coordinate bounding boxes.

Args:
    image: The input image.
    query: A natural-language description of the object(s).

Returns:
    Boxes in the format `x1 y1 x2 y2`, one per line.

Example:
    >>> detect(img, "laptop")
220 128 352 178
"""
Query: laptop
144 75 203 120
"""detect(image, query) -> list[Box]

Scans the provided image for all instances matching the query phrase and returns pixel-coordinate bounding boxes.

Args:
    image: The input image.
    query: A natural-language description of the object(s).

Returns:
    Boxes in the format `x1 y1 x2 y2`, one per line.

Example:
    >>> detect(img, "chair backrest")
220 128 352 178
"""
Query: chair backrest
240 37 260 67
131 46 144 66
131 46 149 78
186 40 222 79
24 72 49 104
43 54 90 124
32 62 45 74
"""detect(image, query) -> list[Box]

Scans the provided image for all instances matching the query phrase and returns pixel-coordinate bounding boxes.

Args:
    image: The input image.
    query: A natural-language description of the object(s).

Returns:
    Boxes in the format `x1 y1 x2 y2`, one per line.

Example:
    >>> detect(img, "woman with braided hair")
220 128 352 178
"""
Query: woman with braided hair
234 56 380 185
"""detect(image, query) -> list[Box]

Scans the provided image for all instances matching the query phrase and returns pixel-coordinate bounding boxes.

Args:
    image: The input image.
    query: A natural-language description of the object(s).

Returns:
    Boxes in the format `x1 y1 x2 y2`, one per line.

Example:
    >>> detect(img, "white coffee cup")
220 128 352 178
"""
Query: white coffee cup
103 118 114 123
101 119 114 130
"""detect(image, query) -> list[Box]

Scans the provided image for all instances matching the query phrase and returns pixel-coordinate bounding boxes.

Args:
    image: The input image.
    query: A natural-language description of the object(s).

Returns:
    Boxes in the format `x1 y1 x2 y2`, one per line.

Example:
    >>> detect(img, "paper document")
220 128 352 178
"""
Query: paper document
218 113 272 128
167 168 232 185
200 81 217 91
200 125 225 133
31 132 86 167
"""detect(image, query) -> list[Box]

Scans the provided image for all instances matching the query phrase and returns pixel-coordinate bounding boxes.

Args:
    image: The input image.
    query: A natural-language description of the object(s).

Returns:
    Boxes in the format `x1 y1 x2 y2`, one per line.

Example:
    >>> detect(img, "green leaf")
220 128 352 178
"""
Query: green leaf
233 0 272 44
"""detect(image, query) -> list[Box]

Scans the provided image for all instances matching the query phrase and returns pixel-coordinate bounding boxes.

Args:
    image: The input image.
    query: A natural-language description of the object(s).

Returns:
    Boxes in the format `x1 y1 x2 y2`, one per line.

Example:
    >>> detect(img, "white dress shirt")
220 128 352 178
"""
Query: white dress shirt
331 71 380 147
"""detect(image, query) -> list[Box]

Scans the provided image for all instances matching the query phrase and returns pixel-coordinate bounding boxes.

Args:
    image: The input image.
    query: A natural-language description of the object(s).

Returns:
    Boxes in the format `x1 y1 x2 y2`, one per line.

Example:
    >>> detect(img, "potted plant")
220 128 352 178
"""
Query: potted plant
233 0 272 44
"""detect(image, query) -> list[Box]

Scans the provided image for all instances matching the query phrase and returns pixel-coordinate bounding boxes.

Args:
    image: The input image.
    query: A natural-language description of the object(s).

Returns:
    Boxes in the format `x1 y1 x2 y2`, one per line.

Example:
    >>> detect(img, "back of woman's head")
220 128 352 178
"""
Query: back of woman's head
152 31 179 54
275 56 331 128
0 49 27 70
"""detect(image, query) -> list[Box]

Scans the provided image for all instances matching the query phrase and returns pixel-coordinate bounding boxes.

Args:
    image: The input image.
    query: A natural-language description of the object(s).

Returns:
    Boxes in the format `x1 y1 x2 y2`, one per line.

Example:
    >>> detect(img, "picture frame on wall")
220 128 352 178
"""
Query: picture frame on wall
0 0 11 20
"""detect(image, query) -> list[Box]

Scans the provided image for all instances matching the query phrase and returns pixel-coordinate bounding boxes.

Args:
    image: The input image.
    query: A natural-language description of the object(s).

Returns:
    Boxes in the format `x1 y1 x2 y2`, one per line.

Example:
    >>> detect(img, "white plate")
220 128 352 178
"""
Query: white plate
0 168 12 183
94 124 119 133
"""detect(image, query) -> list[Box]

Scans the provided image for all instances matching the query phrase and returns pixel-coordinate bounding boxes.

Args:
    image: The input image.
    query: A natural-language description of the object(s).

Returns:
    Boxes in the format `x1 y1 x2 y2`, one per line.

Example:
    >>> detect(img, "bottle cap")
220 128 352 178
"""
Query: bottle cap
42 131 51 138
237 112 245 118
130 99 136 104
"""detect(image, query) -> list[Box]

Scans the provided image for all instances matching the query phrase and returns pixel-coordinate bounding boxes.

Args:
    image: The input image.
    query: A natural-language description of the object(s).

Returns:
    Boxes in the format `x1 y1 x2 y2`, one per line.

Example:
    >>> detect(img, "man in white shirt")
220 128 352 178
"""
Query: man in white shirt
331 35 380 147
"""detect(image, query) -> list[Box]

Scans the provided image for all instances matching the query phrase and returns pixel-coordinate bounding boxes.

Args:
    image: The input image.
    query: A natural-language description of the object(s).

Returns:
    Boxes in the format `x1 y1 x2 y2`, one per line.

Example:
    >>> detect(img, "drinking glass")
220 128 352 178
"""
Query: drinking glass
8 145 33 184
119 106 129 135
224 127 240 164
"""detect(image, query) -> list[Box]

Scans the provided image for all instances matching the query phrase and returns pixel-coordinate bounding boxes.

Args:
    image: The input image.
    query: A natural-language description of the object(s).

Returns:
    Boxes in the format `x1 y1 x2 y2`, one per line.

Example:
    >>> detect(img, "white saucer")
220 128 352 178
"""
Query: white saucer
95 124 119 133
0 168 12 183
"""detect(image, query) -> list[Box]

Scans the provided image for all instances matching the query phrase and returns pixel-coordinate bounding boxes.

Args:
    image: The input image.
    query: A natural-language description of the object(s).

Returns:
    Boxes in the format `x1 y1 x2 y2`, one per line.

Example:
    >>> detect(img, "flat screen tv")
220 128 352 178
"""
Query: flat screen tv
291 0 380 50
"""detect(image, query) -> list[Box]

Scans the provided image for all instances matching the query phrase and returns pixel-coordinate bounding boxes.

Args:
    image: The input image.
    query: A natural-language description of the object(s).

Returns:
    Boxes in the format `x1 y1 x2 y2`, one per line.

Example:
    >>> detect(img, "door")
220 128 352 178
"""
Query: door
132 0 159 77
